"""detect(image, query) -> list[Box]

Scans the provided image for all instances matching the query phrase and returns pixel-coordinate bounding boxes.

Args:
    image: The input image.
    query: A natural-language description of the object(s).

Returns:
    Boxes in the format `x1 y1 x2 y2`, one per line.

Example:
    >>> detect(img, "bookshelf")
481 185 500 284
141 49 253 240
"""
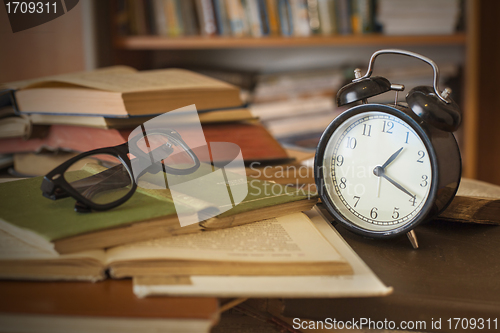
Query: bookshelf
114 34 466 50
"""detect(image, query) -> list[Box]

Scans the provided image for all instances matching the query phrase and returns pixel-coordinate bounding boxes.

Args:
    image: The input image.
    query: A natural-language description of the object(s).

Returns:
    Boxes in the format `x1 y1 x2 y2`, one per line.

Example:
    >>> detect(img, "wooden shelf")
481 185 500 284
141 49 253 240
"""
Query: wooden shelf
114 33 466 50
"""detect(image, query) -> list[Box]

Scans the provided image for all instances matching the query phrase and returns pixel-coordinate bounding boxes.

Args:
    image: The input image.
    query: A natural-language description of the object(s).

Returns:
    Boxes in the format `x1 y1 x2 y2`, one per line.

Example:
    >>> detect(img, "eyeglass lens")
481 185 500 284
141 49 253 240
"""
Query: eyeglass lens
63 154 133 205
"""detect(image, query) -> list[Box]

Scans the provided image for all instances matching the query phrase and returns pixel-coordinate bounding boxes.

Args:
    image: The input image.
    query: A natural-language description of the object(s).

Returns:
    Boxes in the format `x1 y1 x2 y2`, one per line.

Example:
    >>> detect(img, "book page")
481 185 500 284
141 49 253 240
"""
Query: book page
132 208 392 298
1 66 136 90
19 68 236 93
457 178 500 199
0 229 105 262
106 213 346 265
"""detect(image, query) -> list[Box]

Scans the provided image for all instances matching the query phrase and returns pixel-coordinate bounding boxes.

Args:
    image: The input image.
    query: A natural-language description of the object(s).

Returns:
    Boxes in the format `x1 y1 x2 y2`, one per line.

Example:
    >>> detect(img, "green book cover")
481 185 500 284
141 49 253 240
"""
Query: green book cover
0 164 316 243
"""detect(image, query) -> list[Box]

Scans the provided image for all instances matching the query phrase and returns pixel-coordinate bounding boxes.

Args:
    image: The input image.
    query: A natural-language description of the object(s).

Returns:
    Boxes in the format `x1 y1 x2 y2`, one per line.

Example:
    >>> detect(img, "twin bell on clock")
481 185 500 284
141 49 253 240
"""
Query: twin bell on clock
314 49 462 249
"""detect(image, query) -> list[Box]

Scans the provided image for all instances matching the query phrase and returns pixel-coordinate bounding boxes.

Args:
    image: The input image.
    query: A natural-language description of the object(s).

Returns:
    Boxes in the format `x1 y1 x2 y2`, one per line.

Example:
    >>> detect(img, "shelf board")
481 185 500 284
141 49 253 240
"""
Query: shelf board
114 33 466 50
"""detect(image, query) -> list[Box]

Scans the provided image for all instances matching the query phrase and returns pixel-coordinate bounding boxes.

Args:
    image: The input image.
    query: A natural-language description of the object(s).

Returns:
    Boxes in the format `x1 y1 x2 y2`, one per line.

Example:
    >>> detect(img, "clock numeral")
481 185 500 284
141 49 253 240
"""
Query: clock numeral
362 124 372 136
335 155 344 167
382 121 394 134
405 132 409 144
346 137 357 149
409 195 417 207
339 177 347 189
353 196 360 207
370 207 378 219
417 150 425 163
392 207 400 219
420 175 429 187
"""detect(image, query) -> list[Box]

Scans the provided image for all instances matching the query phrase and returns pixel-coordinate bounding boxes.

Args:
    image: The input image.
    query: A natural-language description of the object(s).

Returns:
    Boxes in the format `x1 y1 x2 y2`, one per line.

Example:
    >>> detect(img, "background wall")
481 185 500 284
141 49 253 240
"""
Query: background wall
0 0 86 82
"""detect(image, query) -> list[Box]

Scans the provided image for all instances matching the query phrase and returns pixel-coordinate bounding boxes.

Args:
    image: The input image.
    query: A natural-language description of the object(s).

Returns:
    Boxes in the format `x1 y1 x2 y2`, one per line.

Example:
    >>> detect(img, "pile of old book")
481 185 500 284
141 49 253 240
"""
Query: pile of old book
0 67 391 290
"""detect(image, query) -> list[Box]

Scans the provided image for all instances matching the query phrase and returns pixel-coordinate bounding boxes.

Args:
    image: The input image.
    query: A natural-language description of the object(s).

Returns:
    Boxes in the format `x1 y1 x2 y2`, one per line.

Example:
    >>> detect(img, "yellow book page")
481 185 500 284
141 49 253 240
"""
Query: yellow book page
1 66 136 90
18 68 237 93
105 213 347 265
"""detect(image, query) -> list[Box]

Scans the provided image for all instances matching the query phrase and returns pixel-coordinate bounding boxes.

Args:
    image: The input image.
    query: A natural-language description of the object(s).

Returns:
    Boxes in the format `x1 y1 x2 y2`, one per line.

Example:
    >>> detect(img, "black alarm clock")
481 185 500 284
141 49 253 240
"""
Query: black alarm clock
314 49 461 248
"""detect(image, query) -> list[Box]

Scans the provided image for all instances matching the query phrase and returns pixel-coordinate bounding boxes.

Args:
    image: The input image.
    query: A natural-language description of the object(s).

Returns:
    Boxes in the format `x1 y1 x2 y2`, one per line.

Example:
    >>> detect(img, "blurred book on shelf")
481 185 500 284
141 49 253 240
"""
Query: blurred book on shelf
115 0 462 38
377 0 461 35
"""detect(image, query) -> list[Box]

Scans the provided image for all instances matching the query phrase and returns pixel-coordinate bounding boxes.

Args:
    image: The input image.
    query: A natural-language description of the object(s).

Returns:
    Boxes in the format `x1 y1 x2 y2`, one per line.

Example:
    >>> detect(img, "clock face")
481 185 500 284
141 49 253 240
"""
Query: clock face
321 110 433 232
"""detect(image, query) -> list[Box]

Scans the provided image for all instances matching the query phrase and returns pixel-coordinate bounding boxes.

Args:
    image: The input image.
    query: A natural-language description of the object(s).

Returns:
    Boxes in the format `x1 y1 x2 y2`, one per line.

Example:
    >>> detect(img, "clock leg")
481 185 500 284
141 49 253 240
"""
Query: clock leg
406 230 419 249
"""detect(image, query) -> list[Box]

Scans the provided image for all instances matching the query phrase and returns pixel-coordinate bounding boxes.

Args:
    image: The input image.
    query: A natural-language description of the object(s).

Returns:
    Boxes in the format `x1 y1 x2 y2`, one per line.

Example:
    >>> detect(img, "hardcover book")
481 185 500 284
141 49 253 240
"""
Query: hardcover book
3 66 241 117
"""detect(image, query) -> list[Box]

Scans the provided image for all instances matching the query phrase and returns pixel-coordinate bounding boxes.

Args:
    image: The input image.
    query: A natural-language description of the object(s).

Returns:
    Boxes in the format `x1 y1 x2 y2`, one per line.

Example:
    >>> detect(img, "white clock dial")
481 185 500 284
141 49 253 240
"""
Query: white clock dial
322 111 432 231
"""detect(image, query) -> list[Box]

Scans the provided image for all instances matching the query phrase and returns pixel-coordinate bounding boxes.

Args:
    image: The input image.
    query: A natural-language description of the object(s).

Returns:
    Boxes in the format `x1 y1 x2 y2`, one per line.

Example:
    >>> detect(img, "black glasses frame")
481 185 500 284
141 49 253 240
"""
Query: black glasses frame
41 128 200 212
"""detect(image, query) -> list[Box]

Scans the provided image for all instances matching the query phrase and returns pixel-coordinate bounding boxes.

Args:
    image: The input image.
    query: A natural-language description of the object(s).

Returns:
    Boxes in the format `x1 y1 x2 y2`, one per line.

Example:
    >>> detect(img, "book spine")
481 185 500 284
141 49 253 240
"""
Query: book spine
152 0 168 35
317 0 336 35
350 0 361 34
212 0 231 36
166 0 182 36
290 0 311 36
306 0 321 34
174 0 186 35
265 0 280 35
128 0 142 35
358 0 374 34
195 0 218 35
245 0 264 37
278 0 293 36
257 0 271 35
335 0 351 35
115 0 130 36
144 0 157 35
225 0 247 36
180 0 199 35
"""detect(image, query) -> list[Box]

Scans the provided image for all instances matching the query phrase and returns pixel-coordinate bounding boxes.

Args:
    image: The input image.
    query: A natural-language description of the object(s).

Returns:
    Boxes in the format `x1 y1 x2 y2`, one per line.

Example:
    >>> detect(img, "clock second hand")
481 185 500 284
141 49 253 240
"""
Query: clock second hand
376 176 381 198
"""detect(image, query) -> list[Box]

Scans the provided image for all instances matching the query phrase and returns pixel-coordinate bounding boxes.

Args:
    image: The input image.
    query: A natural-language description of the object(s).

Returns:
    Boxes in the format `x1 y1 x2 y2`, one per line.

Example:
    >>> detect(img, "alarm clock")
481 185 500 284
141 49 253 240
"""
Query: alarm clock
314 49 461 248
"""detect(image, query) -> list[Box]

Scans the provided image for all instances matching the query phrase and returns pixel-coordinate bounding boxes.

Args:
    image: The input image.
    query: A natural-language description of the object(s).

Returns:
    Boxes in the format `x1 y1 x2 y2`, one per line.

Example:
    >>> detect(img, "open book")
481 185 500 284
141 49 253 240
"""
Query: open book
133 209 392 298
0 213 352 281
5 66 242 117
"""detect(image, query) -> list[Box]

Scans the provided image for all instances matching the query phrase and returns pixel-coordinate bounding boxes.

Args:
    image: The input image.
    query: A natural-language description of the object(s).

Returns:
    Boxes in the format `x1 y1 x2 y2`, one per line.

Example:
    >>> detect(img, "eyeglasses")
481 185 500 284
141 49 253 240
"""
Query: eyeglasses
41 128 200 212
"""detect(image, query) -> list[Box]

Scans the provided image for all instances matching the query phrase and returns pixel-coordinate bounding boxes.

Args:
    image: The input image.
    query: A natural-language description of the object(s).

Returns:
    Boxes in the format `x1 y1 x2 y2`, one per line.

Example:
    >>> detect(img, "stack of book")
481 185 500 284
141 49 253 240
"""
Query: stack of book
249 67 345 150
0 66 290 176
117 0 381 38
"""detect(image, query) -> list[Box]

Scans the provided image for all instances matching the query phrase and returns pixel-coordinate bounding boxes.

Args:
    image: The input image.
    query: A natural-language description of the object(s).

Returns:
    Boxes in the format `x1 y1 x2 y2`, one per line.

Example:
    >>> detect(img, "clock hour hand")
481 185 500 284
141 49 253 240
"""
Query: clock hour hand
373 166 415 199
381 147 404 170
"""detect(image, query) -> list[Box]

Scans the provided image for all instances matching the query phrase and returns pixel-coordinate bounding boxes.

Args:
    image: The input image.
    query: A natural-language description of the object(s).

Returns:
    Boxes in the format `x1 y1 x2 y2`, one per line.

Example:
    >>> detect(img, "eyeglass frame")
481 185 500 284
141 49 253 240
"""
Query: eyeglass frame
41 128 200 212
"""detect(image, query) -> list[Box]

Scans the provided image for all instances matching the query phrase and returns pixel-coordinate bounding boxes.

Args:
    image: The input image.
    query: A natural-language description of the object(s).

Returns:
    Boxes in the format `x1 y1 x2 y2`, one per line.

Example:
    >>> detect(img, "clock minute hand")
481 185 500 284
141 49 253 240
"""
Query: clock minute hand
381 173 415 199
381 147 404 169
373 165 415 199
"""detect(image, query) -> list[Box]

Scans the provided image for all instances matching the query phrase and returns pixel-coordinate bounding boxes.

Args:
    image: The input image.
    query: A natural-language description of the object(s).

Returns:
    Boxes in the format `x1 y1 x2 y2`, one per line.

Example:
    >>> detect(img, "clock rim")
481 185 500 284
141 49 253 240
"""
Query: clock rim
314 103 439 238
